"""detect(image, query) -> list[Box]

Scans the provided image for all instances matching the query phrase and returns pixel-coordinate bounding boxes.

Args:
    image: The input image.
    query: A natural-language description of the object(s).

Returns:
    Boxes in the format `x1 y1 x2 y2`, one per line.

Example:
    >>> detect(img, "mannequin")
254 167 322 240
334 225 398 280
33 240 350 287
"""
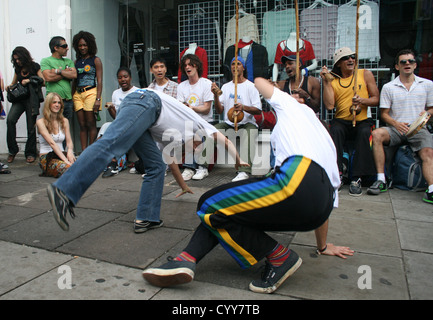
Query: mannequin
239 37 253 61
185 43 198 55
273 32 318 82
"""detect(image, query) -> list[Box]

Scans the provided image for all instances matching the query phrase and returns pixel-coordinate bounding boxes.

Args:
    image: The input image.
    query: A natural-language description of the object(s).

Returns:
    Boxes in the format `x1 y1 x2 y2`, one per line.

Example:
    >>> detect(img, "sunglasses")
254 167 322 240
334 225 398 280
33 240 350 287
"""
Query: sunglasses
340 54 356 61
399 59 416 65
57 44 68 49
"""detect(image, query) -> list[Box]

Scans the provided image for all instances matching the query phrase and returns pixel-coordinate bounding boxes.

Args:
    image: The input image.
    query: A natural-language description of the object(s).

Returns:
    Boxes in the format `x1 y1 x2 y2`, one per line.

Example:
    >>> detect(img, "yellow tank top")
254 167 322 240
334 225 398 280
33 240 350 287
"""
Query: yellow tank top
331 70 369 121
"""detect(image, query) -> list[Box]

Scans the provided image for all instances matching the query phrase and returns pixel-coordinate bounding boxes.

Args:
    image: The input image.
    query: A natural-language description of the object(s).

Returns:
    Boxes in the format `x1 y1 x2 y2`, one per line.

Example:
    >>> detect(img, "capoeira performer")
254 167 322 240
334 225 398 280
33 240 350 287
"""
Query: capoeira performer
47 88 248 232
142 78 354 294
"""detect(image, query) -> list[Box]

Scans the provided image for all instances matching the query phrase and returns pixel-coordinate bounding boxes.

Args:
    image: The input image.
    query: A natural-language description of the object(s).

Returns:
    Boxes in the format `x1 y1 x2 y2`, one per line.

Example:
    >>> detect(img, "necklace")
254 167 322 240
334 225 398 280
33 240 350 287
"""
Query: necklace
288 76 304 95
338 74 355 89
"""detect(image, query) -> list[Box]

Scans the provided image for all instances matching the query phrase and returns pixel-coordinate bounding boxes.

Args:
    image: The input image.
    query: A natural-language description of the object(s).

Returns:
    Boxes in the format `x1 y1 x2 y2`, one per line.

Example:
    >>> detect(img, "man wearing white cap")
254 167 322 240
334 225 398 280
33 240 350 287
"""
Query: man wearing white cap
320 47 380 196
212 56 262 182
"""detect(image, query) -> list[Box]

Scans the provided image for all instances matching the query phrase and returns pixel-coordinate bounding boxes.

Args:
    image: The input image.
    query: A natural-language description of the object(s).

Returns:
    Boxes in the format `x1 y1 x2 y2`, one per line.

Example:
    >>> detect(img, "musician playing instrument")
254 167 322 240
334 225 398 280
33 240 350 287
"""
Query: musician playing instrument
212 56 262 182
321 47 380 197
368 49 433 203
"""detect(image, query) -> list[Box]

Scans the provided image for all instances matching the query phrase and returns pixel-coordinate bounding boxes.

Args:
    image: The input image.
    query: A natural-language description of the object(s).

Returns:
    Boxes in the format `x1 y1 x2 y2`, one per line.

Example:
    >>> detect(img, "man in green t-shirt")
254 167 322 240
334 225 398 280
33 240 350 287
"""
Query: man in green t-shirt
40 36 77 122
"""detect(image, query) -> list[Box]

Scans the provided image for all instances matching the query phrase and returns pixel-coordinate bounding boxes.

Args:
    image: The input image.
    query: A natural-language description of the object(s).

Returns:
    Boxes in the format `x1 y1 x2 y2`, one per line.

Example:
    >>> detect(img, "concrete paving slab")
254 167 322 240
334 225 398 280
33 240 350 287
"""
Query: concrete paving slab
152 280 293 300
396 219 433 254
76 188 140 213
162 187 211 203
274 245 409 300
0 208 121 251
2 188 53 211
332 196 394 221
1 254 158 300
402 250 433 300
0 204 47 229
0 241 73 296
389 189 433 223
0 180 47 198
293 216 402 257
56 220 192 269
159 200 201 231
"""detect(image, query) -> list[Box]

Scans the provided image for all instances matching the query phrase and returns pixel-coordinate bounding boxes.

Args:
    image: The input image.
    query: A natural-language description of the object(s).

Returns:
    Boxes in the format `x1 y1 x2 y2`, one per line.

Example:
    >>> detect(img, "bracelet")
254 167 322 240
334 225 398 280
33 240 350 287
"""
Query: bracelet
316 245 327 255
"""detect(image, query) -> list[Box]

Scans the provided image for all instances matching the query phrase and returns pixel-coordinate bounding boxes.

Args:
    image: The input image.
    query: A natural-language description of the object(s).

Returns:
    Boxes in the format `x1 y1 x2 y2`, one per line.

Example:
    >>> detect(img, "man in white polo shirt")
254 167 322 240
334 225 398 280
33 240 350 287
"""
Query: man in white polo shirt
368 49 433 204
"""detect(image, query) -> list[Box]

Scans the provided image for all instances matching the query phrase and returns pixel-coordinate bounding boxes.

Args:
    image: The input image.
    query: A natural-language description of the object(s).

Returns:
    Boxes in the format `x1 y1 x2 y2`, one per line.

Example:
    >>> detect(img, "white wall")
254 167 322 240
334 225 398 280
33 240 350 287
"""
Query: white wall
0 0 71 154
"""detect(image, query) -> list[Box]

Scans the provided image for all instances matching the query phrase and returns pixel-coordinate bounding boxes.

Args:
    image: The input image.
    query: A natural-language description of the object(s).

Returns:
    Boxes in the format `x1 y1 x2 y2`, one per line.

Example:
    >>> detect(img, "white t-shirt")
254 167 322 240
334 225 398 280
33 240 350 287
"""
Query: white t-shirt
219 80 262 127
112 86 139 112
144 89 218 160
177 78 214 122
266 88 340 208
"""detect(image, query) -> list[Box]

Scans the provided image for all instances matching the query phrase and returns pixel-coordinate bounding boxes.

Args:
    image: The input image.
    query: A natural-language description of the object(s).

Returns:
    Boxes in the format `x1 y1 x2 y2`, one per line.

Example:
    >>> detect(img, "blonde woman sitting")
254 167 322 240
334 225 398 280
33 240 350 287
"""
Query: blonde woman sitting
37 92 75 178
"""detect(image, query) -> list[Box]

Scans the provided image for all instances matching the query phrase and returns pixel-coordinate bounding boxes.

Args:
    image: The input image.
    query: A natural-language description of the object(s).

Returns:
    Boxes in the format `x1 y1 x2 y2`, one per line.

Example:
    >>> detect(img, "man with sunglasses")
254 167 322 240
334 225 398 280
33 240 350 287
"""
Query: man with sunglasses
368 49 433 204
41 36 77 122
321 47 380 197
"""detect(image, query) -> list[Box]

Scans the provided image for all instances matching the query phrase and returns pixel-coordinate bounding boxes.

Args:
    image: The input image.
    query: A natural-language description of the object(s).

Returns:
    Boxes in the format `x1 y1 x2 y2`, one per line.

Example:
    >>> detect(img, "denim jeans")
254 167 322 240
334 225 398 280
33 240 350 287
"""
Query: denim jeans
54 90 166 222
62 100 74 122
6 99 37 157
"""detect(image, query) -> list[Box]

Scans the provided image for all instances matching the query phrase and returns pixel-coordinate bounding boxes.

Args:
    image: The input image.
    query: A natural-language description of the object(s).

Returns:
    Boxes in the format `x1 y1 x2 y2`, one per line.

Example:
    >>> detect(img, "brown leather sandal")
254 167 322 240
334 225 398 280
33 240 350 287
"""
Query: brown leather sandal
26 156 36 164
7 154 16 163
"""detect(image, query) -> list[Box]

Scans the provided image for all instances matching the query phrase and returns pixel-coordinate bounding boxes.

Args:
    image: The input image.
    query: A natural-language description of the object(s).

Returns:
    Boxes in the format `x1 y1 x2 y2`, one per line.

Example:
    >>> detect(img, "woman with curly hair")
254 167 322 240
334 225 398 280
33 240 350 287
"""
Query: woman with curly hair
37 92 75 178
72 31 103 151
6 46 44 164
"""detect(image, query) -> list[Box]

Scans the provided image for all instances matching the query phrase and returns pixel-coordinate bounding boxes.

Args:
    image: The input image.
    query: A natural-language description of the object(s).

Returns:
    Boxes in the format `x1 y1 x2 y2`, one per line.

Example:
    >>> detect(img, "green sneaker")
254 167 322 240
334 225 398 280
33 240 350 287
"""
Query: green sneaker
367 180 388 195
423 191 433 204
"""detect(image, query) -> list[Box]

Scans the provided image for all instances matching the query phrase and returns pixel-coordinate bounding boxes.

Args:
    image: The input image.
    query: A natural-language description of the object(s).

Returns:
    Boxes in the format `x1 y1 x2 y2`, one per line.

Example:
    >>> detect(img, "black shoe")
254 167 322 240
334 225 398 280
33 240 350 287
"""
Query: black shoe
47 184 75 231
102 161 119 178
134 220 164 233
142 258 196 288
349 178 363 197
367 180 388 195
423 190 433 205
249 250 302 294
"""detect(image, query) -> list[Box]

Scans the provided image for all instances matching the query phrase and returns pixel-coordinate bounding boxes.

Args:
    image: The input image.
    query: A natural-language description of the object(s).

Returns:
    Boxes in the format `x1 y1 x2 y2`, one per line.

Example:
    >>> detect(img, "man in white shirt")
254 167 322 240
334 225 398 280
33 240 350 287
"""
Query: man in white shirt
368 49 433 204
177 54 214 181
142 78 353 295
47 88 249 233
212 56 262 182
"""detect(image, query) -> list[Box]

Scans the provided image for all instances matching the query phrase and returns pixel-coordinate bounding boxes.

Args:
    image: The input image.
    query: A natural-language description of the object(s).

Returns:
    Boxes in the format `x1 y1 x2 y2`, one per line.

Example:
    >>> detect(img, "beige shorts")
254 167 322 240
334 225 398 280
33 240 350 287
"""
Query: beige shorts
73 87 101 112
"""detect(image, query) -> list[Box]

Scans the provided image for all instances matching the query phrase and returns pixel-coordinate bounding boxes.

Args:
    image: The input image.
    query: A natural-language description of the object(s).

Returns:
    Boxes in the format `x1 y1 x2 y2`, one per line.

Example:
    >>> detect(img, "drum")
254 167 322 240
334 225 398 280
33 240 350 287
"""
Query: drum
406 112 431 138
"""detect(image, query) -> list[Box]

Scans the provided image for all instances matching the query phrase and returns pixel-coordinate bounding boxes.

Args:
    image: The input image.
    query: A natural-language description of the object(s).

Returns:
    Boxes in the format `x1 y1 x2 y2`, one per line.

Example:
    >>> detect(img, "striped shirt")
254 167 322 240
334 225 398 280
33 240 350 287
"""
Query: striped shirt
380 75 433 124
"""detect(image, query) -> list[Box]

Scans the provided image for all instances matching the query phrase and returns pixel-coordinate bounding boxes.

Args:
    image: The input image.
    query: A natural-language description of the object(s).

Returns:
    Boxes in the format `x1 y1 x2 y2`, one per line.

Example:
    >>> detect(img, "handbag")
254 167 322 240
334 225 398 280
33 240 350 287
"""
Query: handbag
7 83 29 103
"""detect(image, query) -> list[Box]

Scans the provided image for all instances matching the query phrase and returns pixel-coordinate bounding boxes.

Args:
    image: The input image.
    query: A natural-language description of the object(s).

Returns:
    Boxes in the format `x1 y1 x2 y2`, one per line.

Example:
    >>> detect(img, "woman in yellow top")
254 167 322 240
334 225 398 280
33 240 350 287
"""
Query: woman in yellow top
321 47 380 196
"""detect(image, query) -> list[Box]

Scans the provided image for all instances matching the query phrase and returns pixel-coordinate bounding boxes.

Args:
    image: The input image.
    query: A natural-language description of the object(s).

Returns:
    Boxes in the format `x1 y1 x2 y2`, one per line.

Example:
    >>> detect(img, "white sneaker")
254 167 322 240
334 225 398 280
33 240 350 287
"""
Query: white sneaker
182 168 195 181
232 172 249 182
129 167 137 174
192 167 209 180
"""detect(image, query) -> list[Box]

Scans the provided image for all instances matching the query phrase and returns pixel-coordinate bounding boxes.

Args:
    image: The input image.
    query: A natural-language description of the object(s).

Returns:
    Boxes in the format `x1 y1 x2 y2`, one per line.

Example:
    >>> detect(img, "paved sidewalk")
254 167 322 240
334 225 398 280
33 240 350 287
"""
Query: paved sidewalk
0 154 432 301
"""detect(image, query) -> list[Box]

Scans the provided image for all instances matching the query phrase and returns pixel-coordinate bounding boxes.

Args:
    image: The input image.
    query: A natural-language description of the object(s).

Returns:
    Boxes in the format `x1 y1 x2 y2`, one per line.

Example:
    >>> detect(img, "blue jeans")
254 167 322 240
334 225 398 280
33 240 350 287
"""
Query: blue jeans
54 90 166 222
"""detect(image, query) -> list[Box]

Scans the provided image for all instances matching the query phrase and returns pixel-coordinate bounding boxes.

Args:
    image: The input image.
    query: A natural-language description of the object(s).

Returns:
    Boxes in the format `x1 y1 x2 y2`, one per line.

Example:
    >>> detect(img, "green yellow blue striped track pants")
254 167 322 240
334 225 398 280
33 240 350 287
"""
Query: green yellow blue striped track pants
183 156 335 269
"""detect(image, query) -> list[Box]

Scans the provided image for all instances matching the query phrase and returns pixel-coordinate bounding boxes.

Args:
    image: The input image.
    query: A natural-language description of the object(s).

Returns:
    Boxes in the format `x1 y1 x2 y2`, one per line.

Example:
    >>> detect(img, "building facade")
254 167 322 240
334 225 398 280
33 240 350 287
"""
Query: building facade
0 0 432 154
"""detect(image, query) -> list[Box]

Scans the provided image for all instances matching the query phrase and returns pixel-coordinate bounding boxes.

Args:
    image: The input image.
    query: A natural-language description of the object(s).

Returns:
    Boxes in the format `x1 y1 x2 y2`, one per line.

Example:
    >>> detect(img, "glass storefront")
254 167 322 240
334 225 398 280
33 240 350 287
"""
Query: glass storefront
67 0 431 138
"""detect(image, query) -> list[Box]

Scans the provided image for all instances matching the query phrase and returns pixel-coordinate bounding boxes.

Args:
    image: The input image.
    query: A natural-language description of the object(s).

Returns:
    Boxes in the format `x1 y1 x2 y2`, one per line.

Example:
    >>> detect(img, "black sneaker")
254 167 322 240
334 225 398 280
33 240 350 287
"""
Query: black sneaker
367 180 388 195
47 184 75 231
142 258 196 288
249 250 302 294
134 220 164 233
423 191 433 205
349 179 362 197
102 161 119 178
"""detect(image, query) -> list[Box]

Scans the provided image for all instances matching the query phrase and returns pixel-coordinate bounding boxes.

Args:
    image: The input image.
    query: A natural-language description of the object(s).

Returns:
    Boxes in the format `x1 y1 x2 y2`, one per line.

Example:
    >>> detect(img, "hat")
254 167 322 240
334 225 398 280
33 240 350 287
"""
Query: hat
231 56 246 68
333 47 356 67
281 55 303 66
